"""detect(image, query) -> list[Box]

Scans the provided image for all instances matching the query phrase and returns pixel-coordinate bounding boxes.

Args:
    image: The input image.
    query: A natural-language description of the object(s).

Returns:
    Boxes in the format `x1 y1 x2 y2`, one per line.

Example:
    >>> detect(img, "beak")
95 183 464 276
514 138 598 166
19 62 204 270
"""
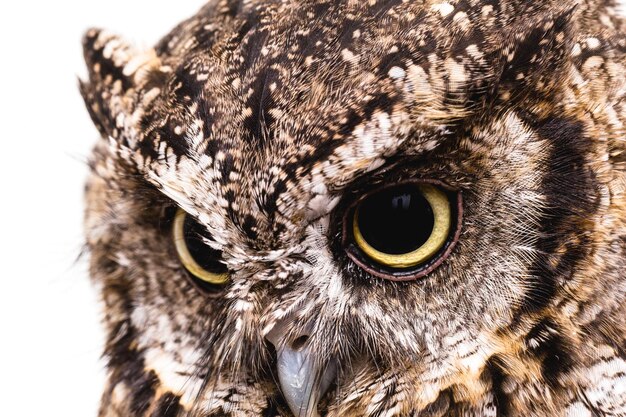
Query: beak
266 325 337 417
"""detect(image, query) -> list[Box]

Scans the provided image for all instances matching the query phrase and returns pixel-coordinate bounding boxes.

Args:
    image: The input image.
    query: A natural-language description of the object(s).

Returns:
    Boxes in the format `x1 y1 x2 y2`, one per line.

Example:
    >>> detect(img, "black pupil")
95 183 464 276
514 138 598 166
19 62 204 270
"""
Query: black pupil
183 216 228 274
357 185 435 255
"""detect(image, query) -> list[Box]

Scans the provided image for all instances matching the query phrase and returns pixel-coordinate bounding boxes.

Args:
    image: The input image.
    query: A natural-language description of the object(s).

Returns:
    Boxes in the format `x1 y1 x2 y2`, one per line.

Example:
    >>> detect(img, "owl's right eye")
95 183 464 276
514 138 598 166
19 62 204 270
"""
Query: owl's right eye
172 209 230 286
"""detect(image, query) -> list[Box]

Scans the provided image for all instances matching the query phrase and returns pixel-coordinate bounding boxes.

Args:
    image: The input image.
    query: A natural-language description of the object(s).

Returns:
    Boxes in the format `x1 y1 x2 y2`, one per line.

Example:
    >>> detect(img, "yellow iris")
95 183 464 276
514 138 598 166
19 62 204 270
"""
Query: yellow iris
172 209 229 285
353 184 451 268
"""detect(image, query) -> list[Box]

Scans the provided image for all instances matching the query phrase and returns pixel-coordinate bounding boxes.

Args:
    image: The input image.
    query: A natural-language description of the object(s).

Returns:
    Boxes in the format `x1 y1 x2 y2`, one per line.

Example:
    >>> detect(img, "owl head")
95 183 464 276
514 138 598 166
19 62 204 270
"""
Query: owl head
81 1 626 416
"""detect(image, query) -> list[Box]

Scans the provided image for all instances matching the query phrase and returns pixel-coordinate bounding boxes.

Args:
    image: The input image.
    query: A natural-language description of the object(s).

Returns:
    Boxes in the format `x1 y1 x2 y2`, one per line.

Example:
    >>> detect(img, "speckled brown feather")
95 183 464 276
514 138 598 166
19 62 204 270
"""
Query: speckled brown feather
81 1 626 416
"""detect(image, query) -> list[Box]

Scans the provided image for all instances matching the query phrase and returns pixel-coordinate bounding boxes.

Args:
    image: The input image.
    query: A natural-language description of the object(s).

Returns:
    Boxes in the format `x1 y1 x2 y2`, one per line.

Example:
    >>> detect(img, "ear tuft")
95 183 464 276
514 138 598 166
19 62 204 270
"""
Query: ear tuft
80 29 139 138
81 29 164 141
82 28 138 91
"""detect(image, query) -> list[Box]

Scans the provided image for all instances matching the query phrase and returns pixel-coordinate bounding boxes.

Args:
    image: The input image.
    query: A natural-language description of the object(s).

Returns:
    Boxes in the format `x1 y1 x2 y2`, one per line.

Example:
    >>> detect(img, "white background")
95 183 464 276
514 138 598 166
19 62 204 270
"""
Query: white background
0 1 624 417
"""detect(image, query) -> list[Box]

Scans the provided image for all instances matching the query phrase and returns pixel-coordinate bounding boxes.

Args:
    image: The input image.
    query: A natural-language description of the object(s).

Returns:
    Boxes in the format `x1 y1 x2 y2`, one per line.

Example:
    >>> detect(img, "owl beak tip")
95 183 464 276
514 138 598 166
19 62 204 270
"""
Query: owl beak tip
274 343 337 417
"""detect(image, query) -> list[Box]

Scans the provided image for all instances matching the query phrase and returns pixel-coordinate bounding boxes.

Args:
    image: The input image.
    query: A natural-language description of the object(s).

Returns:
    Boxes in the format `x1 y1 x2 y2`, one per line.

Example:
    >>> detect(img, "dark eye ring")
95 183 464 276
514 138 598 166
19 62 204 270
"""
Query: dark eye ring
342 181 462 281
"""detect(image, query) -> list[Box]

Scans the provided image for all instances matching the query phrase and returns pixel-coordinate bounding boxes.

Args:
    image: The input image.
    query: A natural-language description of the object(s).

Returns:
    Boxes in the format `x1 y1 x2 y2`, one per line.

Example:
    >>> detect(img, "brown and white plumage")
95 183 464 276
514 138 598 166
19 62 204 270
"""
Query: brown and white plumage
81 1 626 416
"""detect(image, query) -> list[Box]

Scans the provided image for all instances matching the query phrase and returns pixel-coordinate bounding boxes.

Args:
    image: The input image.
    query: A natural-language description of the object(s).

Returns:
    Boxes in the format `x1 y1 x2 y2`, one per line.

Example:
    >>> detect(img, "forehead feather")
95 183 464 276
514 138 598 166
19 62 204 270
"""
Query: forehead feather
143 3 571 174
82 0 576 245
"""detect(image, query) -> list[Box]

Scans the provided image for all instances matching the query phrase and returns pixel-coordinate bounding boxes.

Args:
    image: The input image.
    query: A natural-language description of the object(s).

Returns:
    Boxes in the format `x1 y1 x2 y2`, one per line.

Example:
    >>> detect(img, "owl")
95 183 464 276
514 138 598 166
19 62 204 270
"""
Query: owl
80 0 626 416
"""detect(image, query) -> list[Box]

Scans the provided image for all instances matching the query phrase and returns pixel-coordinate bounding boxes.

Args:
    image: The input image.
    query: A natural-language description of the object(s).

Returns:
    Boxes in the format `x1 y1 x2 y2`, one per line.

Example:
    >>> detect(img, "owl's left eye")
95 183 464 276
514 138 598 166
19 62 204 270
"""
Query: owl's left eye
343 182 462 281
172 209 229 286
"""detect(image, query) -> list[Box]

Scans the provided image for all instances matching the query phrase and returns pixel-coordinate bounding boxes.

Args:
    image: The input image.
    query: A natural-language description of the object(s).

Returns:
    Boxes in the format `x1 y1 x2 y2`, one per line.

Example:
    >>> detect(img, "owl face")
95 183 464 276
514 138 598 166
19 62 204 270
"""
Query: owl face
82 1 626 416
